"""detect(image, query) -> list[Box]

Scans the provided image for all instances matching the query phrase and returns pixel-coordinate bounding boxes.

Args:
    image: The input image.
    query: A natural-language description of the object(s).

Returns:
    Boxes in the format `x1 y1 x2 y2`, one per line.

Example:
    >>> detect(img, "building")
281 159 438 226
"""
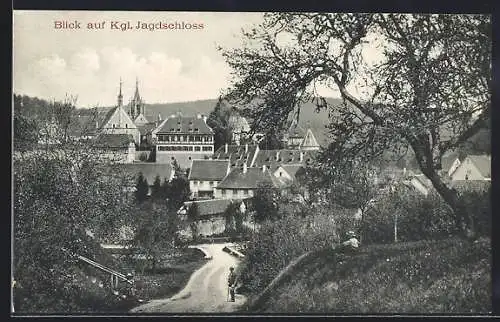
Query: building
152 113 214 168
212 143 260 169
117 162 174 195
282 120 320 151
177 198 240 237
252 149 318 173
214 163 287 199
449 155 491 182
188 159 231 199
93 133 136 163
273 164 305 183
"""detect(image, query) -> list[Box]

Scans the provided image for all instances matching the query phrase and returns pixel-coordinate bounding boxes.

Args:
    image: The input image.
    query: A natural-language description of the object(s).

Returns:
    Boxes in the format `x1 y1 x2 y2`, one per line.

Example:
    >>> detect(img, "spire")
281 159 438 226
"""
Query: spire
134 77 140 100
117 77 123 107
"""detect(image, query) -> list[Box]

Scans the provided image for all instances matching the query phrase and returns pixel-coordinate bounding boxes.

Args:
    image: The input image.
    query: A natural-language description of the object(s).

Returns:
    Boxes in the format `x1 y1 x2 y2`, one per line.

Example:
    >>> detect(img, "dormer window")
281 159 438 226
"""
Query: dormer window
189 121 193 125
177 128 181 131
194 128 199 132
170 128 174 132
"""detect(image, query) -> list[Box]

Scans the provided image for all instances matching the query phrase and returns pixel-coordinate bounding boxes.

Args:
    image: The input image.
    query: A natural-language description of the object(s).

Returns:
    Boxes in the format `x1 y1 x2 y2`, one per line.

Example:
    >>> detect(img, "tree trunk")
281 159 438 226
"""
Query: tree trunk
425 171 476 240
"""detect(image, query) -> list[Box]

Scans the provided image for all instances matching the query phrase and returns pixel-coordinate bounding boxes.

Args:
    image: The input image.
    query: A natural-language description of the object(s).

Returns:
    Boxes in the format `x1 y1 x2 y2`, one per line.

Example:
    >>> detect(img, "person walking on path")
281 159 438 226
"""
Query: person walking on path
227 267 237 302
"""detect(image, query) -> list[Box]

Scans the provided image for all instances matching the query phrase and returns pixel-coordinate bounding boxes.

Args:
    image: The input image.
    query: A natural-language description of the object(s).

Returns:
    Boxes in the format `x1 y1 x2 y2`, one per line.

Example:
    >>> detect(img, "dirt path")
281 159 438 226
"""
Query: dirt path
130 243 246 313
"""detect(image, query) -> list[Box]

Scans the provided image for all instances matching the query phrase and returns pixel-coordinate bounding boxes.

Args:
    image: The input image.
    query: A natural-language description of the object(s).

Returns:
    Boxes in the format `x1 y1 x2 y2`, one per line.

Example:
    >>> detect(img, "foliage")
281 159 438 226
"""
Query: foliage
13 112 39 151
127 201 179 274
245 237 491 313
252 183 281 222
238 211 339 295
224 201 244 237
221 13 491 238
186 202 199 239
14 144 132 312
134 173 149 204
207 96 234 151
150 175 162 201
361 185 490 244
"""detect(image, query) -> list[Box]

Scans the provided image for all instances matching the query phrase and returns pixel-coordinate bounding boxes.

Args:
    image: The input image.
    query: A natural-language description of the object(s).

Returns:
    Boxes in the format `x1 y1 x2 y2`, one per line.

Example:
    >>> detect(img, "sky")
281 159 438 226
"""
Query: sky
13 11 269 108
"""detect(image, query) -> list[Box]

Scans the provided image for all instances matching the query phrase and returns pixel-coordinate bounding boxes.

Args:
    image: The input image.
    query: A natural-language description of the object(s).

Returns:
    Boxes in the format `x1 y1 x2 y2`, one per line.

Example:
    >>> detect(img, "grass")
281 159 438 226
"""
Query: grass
243 237 491 314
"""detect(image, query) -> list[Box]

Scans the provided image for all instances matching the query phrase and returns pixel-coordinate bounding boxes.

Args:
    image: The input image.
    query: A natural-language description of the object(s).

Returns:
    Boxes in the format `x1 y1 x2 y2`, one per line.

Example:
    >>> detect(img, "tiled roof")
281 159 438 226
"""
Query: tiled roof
252 149 317 171
94 133 134 149
467 155 491 178
183 198 237 217
156 115 213 134
213 144 259 168
115 162 173 185
217 167 285 189
277 164 304 178
188 160 230 181
67 107 115 137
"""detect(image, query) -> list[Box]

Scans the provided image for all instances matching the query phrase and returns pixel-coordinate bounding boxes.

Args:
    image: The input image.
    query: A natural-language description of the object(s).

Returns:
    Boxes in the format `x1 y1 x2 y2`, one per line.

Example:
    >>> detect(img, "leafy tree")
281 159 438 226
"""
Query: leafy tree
221 13 491 239
253 183 281 222
14 112 38 151
224 201 244 235
134 173 149 204
258 130 284 150
129 201 179 274
186 202 199 239
14 102 133 312
151 175 162 201
167 176 190 210
207 96 234 151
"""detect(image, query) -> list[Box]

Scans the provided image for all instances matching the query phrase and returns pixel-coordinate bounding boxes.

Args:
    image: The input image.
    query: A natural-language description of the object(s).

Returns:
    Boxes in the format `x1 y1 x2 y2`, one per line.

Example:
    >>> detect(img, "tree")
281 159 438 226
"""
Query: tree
223 201 244 236
207 96 234 151
134 173 149 204
151 175 162 201
14 98 134 312
186 202 199 240
253 183 281 222
129 201 179 274
167 176 190 210
221 13 491 239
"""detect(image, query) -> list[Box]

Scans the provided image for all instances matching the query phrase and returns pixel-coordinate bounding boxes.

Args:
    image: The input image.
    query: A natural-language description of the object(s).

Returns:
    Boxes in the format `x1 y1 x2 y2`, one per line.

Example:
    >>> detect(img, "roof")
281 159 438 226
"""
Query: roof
467 155 491 178
300 129 320 149
213 144 259 168
217 167 285 189
115 162 173 184
252 149 318 171
94 133 134 149
67 107 120 137
182 198 237 217
277 164 304 178
188 160 230 181
411 174 433 188
137 123 157 136
156 114 213 134
440 151 462 172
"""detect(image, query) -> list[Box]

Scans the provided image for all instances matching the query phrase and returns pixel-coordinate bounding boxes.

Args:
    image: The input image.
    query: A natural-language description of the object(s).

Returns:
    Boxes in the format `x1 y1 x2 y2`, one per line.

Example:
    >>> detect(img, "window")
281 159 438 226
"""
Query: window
221 189 226 196
195 146 201 152
125 124 128 128
188 156 192 160
194 128 199 132
177 128 181 131
243 189 248 195
279 172 282 177
112 124 115 128
171 157 175 160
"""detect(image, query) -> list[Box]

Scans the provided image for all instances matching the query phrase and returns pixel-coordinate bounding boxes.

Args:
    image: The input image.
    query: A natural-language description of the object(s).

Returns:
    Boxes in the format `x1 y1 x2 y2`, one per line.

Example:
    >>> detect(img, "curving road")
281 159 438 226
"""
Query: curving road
130 243 246 313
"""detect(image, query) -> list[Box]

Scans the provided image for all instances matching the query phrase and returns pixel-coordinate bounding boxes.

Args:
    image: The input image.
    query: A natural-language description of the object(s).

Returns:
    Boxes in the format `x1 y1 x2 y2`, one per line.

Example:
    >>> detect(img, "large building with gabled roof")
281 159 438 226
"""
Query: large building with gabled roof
152 112 215 168
188 159 231 199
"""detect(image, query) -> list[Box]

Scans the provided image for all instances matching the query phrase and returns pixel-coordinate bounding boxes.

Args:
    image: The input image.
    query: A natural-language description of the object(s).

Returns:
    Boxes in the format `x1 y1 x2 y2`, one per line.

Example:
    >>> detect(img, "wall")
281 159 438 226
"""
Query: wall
189 180 219 198
214 188 254 199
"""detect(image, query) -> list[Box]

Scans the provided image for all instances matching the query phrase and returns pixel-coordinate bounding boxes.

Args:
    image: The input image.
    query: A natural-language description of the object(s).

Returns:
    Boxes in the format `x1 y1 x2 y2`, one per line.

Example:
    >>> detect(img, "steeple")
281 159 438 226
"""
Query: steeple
133 77 140 101
117 78 123 107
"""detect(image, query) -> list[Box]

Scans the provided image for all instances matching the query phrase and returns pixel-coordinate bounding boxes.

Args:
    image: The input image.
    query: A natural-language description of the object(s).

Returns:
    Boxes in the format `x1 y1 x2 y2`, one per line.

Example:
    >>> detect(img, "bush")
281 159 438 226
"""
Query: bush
362 186 490 244
238 210 339 295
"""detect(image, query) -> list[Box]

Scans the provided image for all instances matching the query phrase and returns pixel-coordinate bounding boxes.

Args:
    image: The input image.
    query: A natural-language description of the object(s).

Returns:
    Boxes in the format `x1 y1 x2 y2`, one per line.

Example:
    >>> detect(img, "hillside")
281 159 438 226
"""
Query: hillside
243 237 491 314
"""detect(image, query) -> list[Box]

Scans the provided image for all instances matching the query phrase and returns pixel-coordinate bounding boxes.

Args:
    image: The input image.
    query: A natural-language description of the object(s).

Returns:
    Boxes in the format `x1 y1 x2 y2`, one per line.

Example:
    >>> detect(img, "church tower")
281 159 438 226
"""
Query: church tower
117 78 123 107
129 77 145 120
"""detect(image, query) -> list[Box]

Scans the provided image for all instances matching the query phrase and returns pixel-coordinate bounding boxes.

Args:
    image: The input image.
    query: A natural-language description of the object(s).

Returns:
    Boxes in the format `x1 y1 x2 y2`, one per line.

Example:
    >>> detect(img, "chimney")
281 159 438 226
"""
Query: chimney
245 143 248 153
275 151 280 161
158 113 162 121
202 115 207 123
262 164 267 172
243 162 248 174
196 113 201 119
225 143 228 153
299 151 304 162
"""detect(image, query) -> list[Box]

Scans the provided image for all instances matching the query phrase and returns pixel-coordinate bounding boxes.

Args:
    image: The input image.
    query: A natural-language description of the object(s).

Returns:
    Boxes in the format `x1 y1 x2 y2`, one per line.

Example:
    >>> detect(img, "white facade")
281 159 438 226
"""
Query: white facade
100 107 141 144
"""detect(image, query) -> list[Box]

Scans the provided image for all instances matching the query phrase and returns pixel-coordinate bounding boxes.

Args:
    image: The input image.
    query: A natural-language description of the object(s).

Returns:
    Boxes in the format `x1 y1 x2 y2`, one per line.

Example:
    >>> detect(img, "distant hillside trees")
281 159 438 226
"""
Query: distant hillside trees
221 13 491 239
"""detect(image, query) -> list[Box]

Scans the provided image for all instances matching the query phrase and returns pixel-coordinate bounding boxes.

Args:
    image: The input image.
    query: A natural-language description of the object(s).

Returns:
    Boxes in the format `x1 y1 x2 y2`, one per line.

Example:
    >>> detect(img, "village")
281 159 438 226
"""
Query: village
13 11 492 315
